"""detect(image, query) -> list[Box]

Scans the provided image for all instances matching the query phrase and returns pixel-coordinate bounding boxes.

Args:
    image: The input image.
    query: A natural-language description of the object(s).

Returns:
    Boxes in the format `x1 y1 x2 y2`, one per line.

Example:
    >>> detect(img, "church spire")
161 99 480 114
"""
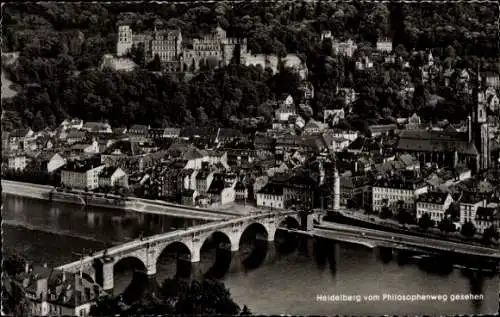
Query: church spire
472 64 490 172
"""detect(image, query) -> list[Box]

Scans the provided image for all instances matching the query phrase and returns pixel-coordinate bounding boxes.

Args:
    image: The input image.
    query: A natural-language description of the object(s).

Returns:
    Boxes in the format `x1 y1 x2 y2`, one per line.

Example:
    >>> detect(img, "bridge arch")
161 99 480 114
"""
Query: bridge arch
277 215 301 229
81 272 95 284
274 214 301 255
113 255 148 296
237 221 270 247
156 240 193 262
200 230 235 252
197 230 235 278
114 255 147 271
235 220 274 271
155 240 193 279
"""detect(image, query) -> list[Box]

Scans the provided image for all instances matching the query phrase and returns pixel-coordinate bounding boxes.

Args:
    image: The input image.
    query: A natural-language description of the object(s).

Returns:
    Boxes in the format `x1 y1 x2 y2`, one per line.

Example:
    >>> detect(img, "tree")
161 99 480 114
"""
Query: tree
33 110 46 131
438 217 456 233
444 203 460 221
2 276 31 317
379 206 392 219
130 43 146 67
2 255 31 317
3 2 498 133
148 54 162 71
444 45 456 59
195 107 209 126
299 104 313 120
418 213 434 230
482 226 499 243
332 119 351 130
460 221 476 238
240 305 252 316
396 208 414 225
346 199 356 209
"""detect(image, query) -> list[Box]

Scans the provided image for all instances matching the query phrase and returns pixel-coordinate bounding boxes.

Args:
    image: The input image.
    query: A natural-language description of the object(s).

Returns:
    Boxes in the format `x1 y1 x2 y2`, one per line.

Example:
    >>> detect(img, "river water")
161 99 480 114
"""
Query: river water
2 194 499 316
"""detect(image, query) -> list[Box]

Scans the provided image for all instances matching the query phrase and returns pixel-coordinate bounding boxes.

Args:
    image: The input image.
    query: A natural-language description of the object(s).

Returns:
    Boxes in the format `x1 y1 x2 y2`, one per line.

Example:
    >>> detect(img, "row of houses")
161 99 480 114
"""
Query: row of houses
4 118 499 234
60 158 128 191
321 31 500 91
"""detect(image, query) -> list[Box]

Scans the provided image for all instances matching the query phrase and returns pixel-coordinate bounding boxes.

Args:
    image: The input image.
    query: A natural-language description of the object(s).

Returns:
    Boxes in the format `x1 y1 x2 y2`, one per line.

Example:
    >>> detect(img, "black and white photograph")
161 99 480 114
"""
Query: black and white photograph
1 1 499 316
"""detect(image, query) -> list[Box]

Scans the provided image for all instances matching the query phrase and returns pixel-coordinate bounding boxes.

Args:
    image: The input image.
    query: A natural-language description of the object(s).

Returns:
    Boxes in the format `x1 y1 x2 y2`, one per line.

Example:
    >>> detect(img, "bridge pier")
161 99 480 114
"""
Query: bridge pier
267 228 276 242
328 242 340 272
102 262 114 295
134 271 159 297
228 251 243 273
190 261 204 280
263 241 277 264
191 247 201 263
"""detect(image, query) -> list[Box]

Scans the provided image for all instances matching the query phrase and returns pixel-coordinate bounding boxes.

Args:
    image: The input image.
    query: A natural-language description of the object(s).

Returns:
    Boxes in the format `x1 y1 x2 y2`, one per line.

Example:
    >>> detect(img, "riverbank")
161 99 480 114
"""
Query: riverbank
1 180 233 221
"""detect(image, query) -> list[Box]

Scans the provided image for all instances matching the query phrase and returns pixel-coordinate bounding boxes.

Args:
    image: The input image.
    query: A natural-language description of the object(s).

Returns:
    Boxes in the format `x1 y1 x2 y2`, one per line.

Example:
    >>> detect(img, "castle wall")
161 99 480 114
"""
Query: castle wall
116 25 247 71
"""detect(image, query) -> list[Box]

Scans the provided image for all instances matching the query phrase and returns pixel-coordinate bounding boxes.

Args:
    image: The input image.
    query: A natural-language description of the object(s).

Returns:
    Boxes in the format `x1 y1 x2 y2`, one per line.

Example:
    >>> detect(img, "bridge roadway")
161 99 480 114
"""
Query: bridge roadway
307 222 500 259
56 210 299 273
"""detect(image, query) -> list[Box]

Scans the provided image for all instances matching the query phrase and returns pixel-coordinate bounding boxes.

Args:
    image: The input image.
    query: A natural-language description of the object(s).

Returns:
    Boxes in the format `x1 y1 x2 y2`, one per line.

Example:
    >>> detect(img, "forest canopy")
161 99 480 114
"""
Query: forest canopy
2 2 499 132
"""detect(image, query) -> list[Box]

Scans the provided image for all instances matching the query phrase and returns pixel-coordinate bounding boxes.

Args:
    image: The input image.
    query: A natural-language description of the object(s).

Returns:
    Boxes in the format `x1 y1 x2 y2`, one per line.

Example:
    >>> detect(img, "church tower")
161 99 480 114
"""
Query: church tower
320 134 340 211
472 68 490 171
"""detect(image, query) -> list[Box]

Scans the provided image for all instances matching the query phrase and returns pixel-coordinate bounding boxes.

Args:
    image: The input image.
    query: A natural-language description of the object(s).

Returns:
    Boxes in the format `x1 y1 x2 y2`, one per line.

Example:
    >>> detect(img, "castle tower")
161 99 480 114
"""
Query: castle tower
472 68 490 171
215 24 226 41
117 24 133 57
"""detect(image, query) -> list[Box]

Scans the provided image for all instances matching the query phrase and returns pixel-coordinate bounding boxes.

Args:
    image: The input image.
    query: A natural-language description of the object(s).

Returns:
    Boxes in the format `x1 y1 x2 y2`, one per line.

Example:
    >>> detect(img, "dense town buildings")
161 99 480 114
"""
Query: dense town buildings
2 16 499 270
20 264 104 317
3 3 500 317
395 73 491 173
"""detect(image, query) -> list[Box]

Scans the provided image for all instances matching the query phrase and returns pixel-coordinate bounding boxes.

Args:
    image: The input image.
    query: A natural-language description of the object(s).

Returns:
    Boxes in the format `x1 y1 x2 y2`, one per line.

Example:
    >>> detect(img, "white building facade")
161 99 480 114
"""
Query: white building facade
372 180 428 212
61 164 105 190
416 192 453 223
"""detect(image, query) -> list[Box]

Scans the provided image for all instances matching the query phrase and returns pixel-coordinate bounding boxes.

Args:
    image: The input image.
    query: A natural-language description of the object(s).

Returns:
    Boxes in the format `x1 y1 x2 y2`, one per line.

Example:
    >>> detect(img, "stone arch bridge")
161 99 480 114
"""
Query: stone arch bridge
56 211 301 292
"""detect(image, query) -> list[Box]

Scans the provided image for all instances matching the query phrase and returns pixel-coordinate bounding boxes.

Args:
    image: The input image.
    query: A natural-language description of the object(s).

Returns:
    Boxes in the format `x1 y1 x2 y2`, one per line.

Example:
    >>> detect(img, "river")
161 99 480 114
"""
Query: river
2 194 499 316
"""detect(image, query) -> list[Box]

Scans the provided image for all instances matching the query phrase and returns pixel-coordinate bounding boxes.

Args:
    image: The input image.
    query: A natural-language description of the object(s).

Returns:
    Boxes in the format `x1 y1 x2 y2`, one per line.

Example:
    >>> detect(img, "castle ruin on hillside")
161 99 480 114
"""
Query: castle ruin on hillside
116 21 248 72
